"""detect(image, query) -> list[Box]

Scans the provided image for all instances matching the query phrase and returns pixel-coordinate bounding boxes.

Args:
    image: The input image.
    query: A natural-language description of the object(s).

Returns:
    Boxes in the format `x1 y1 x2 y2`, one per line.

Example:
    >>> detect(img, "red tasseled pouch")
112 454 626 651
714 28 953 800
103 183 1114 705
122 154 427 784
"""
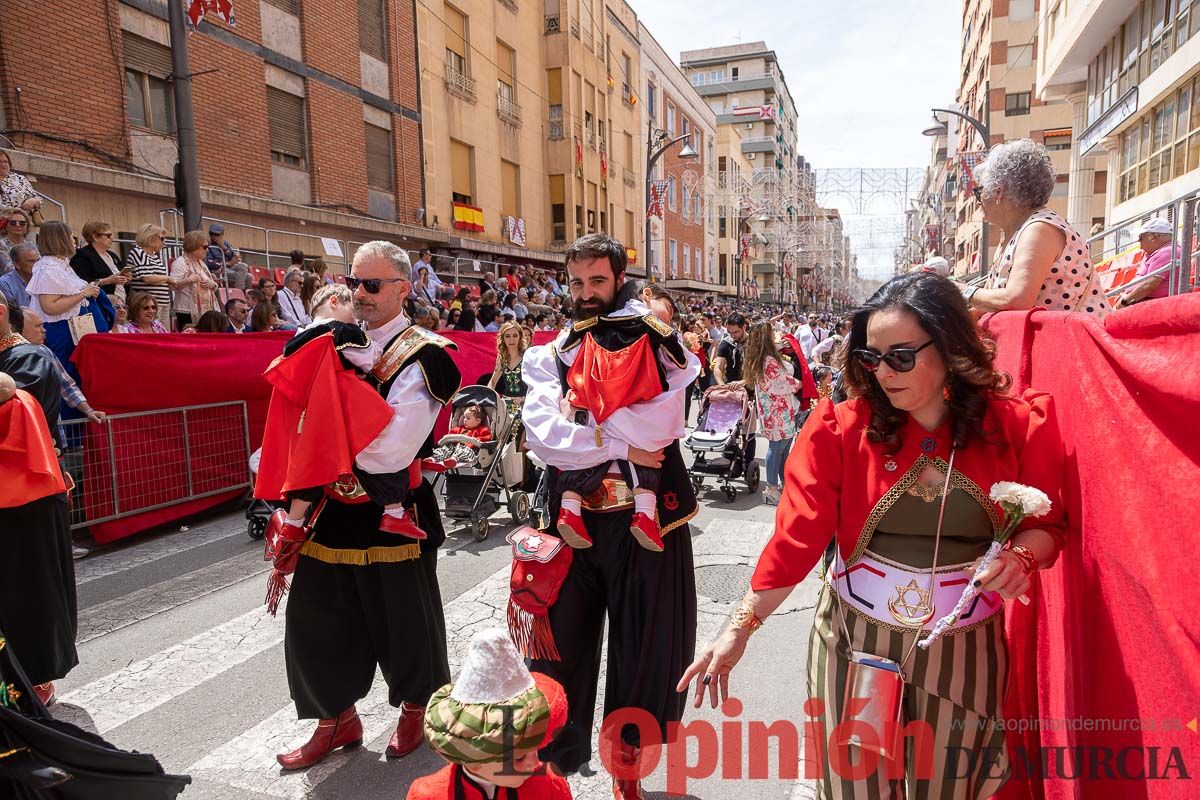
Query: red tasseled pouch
506 526 573 661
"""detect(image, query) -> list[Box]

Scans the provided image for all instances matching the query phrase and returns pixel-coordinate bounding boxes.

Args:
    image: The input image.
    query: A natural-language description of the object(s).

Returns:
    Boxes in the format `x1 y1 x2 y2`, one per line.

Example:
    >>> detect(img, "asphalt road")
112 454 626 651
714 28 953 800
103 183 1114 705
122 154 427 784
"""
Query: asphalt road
54 435 823 800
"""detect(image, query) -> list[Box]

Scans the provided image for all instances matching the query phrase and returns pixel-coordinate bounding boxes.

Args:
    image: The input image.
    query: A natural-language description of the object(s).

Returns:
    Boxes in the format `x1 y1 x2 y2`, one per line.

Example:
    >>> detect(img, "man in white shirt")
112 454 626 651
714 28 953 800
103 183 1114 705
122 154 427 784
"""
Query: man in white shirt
274 242 456 771
413 248 442 289
793 315 818 361
277 269 311 328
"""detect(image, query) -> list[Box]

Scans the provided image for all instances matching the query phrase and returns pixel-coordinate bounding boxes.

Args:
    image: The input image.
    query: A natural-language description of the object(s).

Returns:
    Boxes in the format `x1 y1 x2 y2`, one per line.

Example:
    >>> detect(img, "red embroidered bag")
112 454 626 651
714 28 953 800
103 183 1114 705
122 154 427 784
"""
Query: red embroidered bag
506 526 573 660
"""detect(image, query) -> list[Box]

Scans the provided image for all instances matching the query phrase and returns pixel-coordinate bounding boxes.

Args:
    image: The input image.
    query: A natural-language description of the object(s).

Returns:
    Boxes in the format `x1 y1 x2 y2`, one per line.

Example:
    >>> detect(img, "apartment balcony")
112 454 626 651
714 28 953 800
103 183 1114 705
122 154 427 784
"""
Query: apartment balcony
445 65 476 102
741 135 777 154
691 72 777 97
623 167 636 188
548 104 564 140
752 261 776 274
622 84 635 108
497 93 522 127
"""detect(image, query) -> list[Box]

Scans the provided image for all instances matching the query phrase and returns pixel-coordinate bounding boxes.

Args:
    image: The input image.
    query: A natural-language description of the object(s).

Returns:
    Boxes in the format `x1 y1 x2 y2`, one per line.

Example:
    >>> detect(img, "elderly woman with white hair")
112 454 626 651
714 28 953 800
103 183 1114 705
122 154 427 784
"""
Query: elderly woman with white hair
963 139 1110 317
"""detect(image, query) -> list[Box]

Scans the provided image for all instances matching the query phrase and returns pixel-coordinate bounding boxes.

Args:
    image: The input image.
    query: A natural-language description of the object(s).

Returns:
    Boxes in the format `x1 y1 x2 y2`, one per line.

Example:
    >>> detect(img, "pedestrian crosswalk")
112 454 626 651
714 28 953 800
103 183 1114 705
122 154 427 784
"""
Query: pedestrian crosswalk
48 509 813 800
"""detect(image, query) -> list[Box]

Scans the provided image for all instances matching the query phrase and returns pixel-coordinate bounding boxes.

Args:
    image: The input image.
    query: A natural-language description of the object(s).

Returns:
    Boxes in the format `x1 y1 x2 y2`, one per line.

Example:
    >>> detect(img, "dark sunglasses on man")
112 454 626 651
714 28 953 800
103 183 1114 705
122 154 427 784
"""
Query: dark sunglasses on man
345 276 407 294
853 340 935 373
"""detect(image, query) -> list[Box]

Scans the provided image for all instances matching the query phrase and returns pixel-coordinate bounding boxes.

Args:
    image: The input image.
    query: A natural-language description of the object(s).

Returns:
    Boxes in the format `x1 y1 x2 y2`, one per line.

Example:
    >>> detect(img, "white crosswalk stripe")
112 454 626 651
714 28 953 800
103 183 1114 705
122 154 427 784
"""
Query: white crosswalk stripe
53 512 815 799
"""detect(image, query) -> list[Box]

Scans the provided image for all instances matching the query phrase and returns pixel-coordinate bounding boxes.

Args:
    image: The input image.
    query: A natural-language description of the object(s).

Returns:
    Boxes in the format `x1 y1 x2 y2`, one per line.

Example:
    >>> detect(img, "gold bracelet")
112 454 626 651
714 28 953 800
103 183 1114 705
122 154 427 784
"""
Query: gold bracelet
729 599 764 634
1007 543 1037 574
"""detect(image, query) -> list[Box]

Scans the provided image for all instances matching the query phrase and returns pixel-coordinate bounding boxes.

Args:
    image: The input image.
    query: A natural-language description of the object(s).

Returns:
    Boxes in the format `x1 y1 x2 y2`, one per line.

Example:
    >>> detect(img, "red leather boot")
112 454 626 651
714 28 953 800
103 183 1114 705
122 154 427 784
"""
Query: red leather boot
33 682 55 707
276 707 363 770
385 701 425 759
611 741 646 800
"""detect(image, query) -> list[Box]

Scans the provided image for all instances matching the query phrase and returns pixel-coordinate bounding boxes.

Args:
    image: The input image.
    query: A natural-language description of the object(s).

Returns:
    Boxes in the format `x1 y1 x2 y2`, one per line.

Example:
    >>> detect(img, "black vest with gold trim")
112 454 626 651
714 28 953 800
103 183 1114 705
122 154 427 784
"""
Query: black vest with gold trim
368 324 461 461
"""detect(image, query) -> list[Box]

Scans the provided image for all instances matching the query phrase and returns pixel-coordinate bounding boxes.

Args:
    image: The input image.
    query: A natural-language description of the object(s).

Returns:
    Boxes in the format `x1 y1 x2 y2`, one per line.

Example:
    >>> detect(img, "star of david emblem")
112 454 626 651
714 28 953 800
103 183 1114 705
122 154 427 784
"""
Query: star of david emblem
888 578 934 625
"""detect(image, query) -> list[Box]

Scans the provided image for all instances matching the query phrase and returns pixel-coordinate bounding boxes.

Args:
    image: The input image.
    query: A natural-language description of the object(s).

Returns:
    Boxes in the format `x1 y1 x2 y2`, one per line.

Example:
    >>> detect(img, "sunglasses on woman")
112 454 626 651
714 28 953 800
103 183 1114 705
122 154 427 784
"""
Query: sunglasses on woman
853 340 935 373
345 276 406 294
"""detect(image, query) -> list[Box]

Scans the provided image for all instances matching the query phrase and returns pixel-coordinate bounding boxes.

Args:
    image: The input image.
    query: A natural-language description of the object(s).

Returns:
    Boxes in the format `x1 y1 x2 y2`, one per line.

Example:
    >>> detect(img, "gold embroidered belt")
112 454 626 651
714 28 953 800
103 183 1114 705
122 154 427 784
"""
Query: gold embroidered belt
580 476 634 513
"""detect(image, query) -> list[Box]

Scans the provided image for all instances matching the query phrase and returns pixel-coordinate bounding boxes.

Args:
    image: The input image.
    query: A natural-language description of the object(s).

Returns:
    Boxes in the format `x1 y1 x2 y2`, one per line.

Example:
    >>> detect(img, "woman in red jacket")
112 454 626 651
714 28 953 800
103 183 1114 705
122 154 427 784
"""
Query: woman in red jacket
680 272 1068 798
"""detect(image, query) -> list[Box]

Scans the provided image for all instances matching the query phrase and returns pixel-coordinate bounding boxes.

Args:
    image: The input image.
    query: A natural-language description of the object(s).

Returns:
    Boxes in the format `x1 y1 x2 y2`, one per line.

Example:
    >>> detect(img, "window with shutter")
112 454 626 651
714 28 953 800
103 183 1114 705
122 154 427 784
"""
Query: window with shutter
263 0 300 13
266 87 308 168
445 5 468 77
359 0 387 60
365 123 394 191
450 140 474 204
122 32 175 134
501 160 520 219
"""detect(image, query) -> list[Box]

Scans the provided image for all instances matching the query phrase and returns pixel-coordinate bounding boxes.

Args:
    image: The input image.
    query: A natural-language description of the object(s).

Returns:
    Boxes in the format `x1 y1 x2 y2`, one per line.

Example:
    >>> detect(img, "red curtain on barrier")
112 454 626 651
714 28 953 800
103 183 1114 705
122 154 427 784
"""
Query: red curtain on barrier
985 294 1200 800
71 329 555 543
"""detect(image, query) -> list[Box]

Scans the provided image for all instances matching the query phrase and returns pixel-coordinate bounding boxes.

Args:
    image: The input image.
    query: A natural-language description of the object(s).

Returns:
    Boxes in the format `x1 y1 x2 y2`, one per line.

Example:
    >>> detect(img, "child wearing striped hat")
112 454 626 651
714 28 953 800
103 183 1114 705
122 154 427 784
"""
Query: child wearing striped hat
408 629 571 800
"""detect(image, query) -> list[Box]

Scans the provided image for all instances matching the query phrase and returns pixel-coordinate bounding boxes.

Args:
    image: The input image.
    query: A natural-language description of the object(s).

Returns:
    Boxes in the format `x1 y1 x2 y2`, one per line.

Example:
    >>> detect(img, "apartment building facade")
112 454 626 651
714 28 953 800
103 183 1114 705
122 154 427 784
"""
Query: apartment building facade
0 0 435 267
680 42 801 302
952 0 1105 276
638 24 719 292
716 125 754 297
1039 0 1200 232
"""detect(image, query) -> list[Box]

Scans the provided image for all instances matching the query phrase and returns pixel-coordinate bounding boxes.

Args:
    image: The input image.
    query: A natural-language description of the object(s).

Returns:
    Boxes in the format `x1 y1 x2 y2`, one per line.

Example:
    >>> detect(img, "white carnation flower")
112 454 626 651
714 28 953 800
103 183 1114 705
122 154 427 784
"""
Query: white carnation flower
989 481 1052 518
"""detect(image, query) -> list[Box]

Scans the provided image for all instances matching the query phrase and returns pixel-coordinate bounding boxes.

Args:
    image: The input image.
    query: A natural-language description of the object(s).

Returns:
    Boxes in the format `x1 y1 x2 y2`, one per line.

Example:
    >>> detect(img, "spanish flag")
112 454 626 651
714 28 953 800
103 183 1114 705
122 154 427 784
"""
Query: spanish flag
452 202 485 233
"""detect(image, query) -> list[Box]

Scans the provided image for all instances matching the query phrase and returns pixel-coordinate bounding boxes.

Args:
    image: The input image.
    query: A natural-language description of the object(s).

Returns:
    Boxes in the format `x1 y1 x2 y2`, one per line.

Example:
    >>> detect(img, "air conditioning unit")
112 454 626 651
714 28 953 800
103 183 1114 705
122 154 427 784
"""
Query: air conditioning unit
745 123 753 130
747 153 756 160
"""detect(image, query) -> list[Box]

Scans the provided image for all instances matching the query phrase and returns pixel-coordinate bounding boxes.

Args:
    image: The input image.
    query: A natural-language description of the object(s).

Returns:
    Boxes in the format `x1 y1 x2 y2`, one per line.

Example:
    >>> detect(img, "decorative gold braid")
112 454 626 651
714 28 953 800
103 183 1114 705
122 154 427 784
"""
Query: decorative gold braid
661 503 698 537
0 333 27 352
848 455 1000 567
0 747 29 760
299 540 421 565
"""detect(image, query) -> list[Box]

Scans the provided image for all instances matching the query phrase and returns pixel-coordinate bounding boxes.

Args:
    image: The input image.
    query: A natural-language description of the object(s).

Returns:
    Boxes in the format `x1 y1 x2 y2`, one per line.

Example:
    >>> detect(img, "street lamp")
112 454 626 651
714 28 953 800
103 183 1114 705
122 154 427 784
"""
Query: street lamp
924 104 991 277
644 121 698 281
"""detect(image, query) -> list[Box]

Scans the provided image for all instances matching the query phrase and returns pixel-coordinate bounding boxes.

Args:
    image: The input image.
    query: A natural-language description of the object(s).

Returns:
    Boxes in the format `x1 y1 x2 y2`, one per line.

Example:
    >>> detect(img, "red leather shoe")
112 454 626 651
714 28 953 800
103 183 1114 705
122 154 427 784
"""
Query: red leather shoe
556 508 593 549
33 682 55 707
629 512 663 552
276 707 363 771
385 701 425 759
380 511 427 540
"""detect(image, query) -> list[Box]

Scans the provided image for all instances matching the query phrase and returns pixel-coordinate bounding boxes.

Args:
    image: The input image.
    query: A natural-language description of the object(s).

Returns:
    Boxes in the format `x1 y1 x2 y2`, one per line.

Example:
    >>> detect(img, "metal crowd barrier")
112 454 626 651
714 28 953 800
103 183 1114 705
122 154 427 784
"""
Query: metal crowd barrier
60 401 251 531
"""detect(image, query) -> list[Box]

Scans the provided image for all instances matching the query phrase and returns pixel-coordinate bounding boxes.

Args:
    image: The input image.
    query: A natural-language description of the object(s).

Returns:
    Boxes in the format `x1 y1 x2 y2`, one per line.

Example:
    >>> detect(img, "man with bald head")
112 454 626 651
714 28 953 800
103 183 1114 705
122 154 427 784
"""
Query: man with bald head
275 241 460 770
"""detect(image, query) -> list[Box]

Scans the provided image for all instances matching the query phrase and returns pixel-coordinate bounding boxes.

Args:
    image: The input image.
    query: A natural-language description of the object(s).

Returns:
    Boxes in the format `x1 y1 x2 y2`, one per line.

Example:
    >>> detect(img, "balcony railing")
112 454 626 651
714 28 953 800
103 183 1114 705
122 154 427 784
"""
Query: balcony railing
570 18 580 37
497 0 517 11
445 65 476 101
623 167 636 187
497 92 522 126
752 168 779 184
622 84 634 107
548 104 564 140
544 14 560 33
689 69 776 87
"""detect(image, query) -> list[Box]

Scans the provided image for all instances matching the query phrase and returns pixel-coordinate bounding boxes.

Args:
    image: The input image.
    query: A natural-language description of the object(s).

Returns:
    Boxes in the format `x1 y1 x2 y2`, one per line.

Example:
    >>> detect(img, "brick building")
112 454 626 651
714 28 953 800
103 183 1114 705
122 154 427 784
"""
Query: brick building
0 0 438 270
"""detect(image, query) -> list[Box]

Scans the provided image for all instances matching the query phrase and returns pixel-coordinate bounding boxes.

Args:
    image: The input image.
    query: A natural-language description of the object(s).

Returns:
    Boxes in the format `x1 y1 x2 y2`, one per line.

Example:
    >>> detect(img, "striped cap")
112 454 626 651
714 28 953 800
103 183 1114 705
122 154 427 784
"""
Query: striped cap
424 681 552 764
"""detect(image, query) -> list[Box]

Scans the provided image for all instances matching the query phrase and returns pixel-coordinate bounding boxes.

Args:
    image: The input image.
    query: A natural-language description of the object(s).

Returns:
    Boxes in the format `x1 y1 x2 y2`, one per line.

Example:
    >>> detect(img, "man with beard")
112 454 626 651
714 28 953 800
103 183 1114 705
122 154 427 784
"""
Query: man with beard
519 234 699 799
272 241 459 770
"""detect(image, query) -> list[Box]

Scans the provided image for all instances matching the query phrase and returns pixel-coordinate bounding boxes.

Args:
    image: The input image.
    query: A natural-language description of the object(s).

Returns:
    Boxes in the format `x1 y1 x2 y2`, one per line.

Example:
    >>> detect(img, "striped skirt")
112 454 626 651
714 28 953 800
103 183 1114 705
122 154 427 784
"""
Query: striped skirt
805 583 1009 799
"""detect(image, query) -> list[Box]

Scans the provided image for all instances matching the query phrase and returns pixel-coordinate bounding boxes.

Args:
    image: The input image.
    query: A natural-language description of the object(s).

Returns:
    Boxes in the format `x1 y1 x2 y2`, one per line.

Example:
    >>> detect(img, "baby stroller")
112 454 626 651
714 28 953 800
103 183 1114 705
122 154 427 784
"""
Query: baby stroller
245 447 274 540
432 386 533 541
684 384 760 503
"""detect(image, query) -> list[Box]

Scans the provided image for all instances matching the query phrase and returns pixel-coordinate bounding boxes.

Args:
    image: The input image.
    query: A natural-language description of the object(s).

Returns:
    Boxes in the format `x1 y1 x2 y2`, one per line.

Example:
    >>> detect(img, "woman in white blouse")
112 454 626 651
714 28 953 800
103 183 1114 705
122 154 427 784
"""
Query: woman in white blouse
27 221 107 366
169 229 218 330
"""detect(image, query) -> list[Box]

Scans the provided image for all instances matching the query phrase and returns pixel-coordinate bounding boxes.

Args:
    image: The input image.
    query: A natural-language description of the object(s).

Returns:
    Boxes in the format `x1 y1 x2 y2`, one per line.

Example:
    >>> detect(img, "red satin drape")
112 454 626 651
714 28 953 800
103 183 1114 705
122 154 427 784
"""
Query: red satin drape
71 330 554 542
985 294 1200 799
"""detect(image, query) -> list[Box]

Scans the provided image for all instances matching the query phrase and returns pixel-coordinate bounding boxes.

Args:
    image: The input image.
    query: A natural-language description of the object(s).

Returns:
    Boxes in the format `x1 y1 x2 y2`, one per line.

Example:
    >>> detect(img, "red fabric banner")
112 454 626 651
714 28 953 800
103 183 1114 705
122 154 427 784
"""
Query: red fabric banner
984 295 1200 799
72 330 554 542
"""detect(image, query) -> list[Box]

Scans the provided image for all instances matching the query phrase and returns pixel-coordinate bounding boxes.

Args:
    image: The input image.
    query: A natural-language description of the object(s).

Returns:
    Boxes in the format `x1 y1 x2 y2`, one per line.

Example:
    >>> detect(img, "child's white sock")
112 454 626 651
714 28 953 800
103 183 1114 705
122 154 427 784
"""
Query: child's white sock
634 493 655 516
384 505 406 519
561 498 582 516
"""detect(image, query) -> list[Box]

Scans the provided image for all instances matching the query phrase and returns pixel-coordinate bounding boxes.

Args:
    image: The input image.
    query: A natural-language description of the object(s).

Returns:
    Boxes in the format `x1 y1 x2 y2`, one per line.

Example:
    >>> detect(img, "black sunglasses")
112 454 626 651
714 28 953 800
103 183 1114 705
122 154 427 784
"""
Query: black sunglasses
346 276 406 294
853 340 935 373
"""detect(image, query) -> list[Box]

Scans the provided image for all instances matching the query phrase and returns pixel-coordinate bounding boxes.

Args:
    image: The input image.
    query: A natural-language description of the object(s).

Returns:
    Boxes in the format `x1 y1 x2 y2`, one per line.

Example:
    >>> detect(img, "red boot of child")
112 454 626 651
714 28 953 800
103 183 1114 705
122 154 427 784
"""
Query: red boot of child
629 512 664 552
556 508 592 549
380 511 427 540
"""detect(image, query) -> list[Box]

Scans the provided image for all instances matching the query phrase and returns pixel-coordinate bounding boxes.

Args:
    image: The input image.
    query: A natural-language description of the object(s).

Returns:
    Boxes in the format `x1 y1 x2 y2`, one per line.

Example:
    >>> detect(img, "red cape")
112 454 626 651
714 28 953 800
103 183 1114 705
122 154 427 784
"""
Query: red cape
779 332 819 402
253 333 393 501
0 389 67 507
406 764 572 800
566 333 662 423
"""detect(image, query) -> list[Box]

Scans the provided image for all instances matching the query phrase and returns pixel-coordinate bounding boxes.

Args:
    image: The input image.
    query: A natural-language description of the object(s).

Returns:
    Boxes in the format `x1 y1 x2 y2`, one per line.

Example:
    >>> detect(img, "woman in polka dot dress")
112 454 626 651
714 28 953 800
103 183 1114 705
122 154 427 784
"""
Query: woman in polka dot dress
962 139 1111 318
